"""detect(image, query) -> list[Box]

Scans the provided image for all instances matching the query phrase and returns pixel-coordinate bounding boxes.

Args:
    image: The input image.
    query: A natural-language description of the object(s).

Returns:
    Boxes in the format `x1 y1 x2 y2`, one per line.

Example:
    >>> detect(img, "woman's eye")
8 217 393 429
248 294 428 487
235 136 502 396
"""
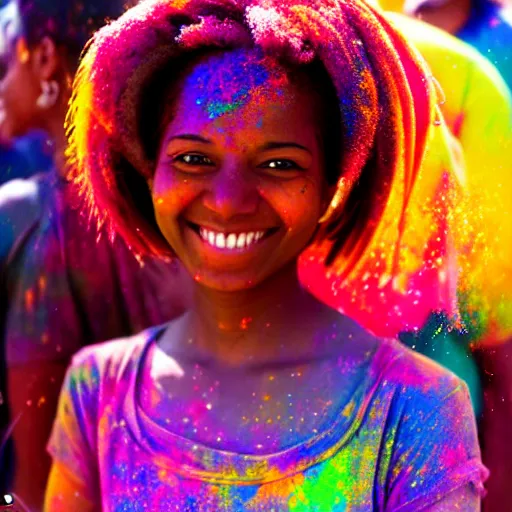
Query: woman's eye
174 154 214 166
262 160 303 171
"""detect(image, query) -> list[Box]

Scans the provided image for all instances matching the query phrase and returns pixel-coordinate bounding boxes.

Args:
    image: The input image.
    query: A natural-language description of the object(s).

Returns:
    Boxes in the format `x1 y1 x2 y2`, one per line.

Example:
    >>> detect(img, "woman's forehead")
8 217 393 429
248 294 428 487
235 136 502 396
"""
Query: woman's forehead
178 48 296 121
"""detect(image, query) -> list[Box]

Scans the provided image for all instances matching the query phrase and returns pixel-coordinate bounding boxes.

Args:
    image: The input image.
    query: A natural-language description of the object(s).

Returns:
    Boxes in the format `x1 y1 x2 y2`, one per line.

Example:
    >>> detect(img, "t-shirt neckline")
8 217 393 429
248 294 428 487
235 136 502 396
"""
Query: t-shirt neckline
122 324 392 485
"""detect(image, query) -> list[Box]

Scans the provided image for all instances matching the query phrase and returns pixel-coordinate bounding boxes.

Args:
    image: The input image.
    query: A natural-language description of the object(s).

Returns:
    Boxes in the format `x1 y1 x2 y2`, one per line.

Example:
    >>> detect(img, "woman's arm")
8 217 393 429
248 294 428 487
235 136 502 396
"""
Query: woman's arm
44 351 102 512
44 462 97 512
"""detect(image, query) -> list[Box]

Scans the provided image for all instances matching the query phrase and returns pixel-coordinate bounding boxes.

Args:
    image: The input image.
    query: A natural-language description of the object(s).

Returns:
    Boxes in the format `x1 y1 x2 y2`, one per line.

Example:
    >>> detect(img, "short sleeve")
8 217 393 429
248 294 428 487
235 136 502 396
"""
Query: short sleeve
385 379 488 511
47 349 101 498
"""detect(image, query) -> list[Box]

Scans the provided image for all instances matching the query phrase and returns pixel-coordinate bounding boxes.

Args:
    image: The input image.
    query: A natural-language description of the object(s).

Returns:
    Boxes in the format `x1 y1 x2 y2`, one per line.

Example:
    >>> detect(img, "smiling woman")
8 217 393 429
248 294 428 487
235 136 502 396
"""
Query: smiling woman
148 50 334 291
44 0 486 510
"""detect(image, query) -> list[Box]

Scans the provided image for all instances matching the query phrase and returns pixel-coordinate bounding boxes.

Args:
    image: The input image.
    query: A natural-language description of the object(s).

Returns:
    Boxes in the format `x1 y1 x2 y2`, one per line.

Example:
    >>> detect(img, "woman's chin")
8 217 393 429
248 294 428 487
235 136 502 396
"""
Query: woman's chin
190 269 266 293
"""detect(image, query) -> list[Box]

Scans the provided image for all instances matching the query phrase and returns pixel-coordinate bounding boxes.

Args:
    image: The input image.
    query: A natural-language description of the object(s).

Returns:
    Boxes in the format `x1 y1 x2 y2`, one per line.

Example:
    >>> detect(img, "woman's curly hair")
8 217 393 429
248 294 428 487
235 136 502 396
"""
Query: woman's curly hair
65 0 438 277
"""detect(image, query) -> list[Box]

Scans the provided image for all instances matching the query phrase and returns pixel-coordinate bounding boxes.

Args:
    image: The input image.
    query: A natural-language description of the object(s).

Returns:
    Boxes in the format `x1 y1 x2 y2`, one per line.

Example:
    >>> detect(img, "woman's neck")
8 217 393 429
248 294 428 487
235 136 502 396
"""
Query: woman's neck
164 262 340 367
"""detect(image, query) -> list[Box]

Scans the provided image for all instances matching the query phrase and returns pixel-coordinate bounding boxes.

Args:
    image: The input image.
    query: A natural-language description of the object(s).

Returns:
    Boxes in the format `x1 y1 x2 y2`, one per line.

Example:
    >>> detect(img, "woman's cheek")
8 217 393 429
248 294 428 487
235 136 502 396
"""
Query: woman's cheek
259 176 323 227
152 172 202 215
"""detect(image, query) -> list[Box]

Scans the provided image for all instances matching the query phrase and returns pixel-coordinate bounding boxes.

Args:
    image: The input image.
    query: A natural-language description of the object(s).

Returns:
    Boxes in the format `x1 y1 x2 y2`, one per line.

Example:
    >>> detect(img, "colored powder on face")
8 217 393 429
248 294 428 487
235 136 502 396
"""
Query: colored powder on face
184 49 291 121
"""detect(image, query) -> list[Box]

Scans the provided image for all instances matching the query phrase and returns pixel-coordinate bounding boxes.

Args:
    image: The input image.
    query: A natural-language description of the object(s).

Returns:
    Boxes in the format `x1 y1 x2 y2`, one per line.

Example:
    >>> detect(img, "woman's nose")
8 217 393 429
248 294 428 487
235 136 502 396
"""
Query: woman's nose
202 162 259 220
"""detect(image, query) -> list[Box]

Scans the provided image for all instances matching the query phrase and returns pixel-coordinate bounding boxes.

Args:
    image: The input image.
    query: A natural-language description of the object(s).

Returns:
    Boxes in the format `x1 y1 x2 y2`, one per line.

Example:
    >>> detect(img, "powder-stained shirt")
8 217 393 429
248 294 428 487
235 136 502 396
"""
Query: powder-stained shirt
48 325 487 511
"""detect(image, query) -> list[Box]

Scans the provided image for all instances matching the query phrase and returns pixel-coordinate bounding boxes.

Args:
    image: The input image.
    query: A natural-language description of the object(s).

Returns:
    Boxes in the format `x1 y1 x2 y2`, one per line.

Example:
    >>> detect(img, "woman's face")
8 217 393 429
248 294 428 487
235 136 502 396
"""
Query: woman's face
152 49 329 292
0 2 43 139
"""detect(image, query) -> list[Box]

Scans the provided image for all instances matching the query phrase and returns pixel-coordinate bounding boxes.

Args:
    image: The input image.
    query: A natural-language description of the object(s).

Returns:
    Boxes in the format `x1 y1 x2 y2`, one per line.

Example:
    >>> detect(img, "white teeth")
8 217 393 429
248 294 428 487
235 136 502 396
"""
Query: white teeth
236 233 246 248
198 228 268 250
226 233 237 249
215 233 226 248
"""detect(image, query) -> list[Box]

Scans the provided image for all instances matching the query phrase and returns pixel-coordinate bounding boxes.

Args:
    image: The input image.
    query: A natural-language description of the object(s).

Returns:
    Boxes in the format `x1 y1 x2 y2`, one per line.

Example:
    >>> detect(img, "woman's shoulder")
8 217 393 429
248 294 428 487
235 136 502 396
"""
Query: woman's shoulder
364 338 486 510
331 316 469 419
370 337 468 405
68 324 168 389
337 315 465 397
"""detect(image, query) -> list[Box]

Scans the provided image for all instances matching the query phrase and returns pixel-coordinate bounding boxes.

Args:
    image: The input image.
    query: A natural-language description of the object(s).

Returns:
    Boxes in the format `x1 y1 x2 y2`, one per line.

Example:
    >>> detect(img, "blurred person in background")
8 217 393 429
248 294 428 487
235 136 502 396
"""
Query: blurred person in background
310 2 512 508
0 3 52 185
396 0 512 91
0 0 190 509
0 132 53 185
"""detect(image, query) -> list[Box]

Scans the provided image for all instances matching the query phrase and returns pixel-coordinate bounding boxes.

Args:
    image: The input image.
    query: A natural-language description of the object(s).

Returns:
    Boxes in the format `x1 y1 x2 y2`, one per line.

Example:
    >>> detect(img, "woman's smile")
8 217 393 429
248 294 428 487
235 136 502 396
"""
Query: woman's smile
183 218 283 265
186 220 280 250
152 49 326 291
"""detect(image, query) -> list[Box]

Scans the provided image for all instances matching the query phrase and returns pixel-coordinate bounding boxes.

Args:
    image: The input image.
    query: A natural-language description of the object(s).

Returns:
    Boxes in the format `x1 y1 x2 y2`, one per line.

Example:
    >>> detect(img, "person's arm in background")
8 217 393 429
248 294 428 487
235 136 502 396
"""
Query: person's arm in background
0 178 41 496
7 362 69 512
0 179 71 511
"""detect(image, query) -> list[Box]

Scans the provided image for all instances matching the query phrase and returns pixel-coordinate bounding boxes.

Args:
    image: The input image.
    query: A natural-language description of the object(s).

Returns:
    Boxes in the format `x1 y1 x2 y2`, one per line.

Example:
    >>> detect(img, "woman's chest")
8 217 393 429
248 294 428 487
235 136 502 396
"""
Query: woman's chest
139 355 363 453
98 417 386 512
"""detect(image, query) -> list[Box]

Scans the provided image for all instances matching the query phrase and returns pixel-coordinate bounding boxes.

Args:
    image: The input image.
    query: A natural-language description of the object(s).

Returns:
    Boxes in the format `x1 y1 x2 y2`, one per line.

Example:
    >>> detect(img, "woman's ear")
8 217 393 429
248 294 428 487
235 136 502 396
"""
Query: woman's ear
30 36 59 81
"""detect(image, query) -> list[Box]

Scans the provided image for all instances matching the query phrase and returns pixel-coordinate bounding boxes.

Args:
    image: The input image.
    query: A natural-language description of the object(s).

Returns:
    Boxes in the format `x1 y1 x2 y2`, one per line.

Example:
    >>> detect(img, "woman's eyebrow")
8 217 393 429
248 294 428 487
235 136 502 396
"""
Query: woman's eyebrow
168 134 213 144
167 136 311 155
260 141 312 154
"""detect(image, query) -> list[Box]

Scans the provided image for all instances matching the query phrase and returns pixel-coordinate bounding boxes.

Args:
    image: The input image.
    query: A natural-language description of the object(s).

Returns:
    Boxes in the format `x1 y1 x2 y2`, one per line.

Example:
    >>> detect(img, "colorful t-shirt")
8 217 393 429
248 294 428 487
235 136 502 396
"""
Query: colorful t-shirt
48 325 487 511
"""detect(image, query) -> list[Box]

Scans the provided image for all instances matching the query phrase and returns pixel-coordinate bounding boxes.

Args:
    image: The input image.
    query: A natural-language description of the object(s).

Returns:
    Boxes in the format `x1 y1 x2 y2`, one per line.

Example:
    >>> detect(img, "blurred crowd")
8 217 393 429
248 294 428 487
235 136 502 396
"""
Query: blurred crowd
0 0 510 510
